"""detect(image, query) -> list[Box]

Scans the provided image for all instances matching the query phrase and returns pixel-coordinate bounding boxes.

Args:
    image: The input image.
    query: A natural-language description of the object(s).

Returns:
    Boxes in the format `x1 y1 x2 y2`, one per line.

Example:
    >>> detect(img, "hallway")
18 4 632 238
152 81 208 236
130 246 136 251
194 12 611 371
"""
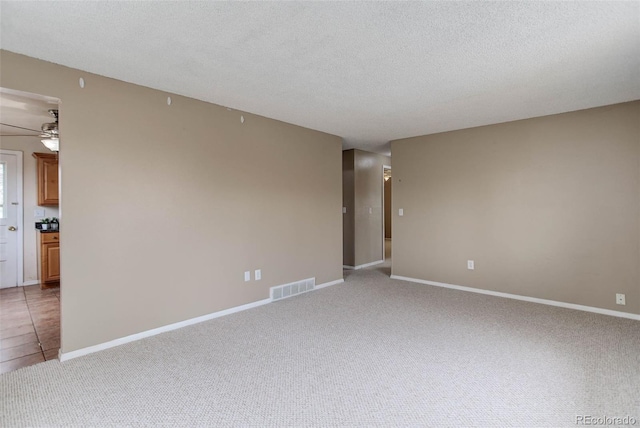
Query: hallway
379 239 392 274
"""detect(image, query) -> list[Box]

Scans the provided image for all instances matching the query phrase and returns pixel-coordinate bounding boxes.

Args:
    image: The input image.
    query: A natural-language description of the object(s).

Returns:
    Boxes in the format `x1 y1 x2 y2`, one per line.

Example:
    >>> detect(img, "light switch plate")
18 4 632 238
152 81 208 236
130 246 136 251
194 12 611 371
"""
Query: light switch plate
399 208 404 216
467 260 475 270
34 209 45 217
244 271 251 282
255 269 261 281
342 207 347 214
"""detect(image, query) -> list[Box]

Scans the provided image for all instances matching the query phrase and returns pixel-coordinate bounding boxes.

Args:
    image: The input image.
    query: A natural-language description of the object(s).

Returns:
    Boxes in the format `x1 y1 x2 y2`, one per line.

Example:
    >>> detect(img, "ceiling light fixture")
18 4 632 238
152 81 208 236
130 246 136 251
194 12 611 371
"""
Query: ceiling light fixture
40 109 59 151
41 138 59 152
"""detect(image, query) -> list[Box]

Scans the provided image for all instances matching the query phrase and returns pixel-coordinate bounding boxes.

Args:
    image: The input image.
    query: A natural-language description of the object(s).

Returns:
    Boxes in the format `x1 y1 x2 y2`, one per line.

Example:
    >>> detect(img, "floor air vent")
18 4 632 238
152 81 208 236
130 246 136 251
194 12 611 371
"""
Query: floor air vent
271 278 315 301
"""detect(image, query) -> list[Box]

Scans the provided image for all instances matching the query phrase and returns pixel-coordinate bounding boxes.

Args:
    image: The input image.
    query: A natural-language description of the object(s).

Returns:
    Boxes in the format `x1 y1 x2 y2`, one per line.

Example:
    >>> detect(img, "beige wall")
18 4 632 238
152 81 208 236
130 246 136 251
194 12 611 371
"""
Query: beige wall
1 50 343 352
392 101 640 315
0 138 60 283
342 149 391 267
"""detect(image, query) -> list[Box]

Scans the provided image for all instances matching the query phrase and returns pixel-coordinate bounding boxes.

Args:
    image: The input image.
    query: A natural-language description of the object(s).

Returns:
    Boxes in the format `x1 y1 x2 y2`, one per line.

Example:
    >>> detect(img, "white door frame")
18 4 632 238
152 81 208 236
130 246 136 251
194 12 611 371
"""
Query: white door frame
382 164 391 261
0 149 24 287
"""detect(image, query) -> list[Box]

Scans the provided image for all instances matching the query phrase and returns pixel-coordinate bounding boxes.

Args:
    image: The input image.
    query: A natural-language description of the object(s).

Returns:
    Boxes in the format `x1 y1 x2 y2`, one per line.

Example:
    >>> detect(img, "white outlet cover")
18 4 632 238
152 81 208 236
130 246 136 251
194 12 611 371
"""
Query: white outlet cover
467 260 475 270
244 271 250 282
616 293 626 305
342 207 347 214
255 269 261 281
399 208 404 216
34 209 45 217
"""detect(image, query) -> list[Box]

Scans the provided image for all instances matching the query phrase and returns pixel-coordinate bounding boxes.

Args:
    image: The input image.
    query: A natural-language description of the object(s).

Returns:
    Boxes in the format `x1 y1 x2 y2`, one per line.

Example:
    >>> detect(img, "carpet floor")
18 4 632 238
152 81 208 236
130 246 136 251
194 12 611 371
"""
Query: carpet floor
1 265 639 427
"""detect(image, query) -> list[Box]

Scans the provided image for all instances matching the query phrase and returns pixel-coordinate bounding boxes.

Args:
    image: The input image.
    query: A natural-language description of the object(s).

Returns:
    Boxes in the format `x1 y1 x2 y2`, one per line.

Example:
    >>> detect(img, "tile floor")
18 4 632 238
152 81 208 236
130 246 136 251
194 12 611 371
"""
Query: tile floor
0 284 60 374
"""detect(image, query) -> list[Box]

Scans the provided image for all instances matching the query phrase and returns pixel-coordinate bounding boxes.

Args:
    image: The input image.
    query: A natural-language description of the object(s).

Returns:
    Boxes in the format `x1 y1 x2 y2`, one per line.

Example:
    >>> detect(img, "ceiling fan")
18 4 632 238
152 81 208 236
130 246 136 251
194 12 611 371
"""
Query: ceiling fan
0 109 59 151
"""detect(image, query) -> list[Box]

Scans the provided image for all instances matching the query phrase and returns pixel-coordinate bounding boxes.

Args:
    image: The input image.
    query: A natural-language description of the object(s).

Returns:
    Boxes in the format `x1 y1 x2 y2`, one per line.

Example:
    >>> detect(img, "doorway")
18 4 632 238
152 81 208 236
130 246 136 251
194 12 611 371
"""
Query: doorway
0 87 61 372
382 165 391 271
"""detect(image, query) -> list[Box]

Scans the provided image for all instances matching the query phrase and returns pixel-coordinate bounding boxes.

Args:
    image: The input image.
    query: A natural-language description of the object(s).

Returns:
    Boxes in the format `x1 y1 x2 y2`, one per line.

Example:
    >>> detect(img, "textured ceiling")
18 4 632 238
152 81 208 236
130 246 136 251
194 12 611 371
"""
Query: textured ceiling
1 2 638 155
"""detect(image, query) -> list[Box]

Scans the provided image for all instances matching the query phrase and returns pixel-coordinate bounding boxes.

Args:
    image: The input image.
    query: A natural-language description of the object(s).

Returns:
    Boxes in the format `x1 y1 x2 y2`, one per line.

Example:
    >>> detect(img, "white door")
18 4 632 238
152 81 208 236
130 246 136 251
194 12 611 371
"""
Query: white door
0 152 19 288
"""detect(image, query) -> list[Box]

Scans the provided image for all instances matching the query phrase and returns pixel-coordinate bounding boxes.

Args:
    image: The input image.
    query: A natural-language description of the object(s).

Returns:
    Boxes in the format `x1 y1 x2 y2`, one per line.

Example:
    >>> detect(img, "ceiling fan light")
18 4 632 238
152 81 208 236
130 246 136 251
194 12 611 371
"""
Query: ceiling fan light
41 138 59 152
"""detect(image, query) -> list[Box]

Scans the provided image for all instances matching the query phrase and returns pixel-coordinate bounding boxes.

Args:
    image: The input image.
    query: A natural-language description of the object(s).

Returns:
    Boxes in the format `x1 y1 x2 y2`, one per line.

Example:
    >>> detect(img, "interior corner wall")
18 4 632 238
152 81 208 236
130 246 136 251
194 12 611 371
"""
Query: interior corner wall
0 50 344 353
391 101 640 315
342 150 355 267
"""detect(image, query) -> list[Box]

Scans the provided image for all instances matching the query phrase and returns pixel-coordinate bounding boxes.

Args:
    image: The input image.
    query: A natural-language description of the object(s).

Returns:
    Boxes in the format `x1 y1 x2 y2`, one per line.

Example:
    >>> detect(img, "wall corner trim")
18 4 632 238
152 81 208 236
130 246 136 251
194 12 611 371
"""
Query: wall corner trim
390 275 640 321
59 276 346 362
59 297 272 362
343 260 384 270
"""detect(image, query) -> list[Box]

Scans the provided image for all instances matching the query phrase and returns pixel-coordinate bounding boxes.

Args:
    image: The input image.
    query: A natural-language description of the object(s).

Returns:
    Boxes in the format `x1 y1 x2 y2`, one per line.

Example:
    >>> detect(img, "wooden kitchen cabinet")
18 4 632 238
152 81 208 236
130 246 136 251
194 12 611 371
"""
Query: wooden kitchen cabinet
40 232 60 285
32 152 59 206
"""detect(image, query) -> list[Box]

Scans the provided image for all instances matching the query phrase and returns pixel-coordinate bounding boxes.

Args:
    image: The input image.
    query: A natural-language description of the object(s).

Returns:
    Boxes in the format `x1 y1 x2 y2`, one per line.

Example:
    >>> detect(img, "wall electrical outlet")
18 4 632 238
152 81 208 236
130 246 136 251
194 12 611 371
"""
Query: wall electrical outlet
399 208 404 216
255 269 261 281
467 260 475 270
342 207 347 214
244 271 251 282
616 293 625 305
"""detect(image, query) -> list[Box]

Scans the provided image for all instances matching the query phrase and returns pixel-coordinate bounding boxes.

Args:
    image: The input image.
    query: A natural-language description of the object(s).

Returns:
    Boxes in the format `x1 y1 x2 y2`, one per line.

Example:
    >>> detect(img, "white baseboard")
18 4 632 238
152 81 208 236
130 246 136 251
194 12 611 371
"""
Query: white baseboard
60 276 346 362
390 275 640 321
343 260 384 270
59 297 271 362
21 280 40 286
315 278 344 289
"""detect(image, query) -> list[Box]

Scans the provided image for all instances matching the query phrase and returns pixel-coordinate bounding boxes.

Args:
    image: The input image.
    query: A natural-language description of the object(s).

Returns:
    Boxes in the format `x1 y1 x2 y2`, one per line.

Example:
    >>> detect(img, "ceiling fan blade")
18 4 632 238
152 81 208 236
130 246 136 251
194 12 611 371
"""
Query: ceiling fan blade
0 122 42 133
